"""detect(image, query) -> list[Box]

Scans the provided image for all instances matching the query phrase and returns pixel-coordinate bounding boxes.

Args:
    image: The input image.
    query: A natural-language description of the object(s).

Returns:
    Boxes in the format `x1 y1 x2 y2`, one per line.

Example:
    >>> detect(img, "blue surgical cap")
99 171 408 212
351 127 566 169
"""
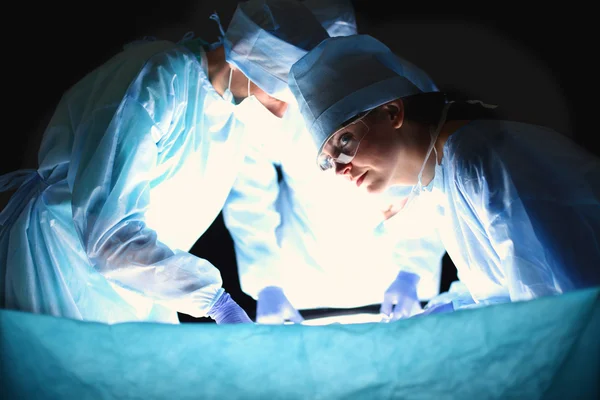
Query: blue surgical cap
224 0 329 103
302 0 358 37
288 34 440 158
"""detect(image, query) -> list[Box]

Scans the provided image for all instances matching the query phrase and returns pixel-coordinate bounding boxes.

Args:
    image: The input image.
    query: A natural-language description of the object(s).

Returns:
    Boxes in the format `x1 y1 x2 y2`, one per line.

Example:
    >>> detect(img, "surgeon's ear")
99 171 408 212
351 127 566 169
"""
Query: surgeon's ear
380 99 404 129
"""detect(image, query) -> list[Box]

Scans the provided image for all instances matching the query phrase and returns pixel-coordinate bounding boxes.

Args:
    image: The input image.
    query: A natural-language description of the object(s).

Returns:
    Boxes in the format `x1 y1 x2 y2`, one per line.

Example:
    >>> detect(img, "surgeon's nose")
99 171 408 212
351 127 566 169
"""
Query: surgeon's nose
335 163 351 178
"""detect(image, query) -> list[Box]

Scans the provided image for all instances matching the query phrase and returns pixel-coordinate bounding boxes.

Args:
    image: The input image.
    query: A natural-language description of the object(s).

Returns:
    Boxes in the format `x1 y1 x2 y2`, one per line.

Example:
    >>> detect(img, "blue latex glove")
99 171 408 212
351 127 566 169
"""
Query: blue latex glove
380 271 423 322
256 286 304 324
207 292 253 324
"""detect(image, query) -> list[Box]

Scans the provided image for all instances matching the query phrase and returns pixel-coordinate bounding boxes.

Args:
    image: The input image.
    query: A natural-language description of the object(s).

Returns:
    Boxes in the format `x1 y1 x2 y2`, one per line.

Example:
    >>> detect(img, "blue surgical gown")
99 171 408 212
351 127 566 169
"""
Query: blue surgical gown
432 119 600 303
0 39 248 323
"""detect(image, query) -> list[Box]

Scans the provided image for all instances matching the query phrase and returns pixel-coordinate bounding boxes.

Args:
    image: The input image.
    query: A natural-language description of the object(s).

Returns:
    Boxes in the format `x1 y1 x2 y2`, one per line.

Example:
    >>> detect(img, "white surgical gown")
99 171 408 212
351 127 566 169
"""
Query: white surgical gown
0 39 248 323
431 119 600 303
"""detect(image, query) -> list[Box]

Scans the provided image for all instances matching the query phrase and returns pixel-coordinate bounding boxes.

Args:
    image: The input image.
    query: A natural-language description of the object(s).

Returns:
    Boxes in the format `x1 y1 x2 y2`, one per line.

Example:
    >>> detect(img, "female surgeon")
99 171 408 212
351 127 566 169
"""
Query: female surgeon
287 34 600 311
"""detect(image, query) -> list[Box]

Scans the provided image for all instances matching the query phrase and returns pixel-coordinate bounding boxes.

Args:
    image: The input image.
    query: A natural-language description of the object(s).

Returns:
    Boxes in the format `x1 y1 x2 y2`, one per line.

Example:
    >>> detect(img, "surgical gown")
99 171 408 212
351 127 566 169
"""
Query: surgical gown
430 119 600 303
0 39 248 323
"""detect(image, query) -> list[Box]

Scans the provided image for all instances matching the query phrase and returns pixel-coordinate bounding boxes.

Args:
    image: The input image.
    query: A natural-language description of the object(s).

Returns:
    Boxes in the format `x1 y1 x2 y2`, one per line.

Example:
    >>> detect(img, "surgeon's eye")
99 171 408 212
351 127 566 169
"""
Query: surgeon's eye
339 132 353 149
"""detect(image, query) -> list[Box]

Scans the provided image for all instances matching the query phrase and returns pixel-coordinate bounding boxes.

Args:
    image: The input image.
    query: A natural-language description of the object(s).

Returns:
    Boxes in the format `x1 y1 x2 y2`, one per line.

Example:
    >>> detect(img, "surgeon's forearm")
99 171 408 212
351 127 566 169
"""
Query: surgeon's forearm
88 221 224 317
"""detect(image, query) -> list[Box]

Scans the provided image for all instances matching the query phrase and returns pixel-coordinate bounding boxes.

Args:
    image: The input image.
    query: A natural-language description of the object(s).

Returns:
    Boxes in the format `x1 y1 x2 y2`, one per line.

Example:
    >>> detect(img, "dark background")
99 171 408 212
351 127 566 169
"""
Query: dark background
1 1 591 322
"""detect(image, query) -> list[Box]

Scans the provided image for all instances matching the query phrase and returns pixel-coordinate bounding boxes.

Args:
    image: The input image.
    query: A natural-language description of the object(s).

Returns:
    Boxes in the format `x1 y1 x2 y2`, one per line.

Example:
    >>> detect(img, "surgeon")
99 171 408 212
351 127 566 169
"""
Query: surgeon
0 0 329 324
287 34 600 310
223 0 446 324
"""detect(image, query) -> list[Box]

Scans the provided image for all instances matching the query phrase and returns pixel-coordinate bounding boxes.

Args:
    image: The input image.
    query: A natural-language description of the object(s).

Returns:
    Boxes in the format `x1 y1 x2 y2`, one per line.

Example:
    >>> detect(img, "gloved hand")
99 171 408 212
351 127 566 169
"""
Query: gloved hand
256 286 304 324
380 271 423 322
207 291 253 324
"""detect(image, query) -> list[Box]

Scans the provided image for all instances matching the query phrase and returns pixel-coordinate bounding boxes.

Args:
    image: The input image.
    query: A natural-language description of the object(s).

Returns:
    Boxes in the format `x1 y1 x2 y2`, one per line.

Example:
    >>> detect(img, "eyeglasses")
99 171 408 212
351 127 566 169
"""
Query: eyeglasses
317 109 373 172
